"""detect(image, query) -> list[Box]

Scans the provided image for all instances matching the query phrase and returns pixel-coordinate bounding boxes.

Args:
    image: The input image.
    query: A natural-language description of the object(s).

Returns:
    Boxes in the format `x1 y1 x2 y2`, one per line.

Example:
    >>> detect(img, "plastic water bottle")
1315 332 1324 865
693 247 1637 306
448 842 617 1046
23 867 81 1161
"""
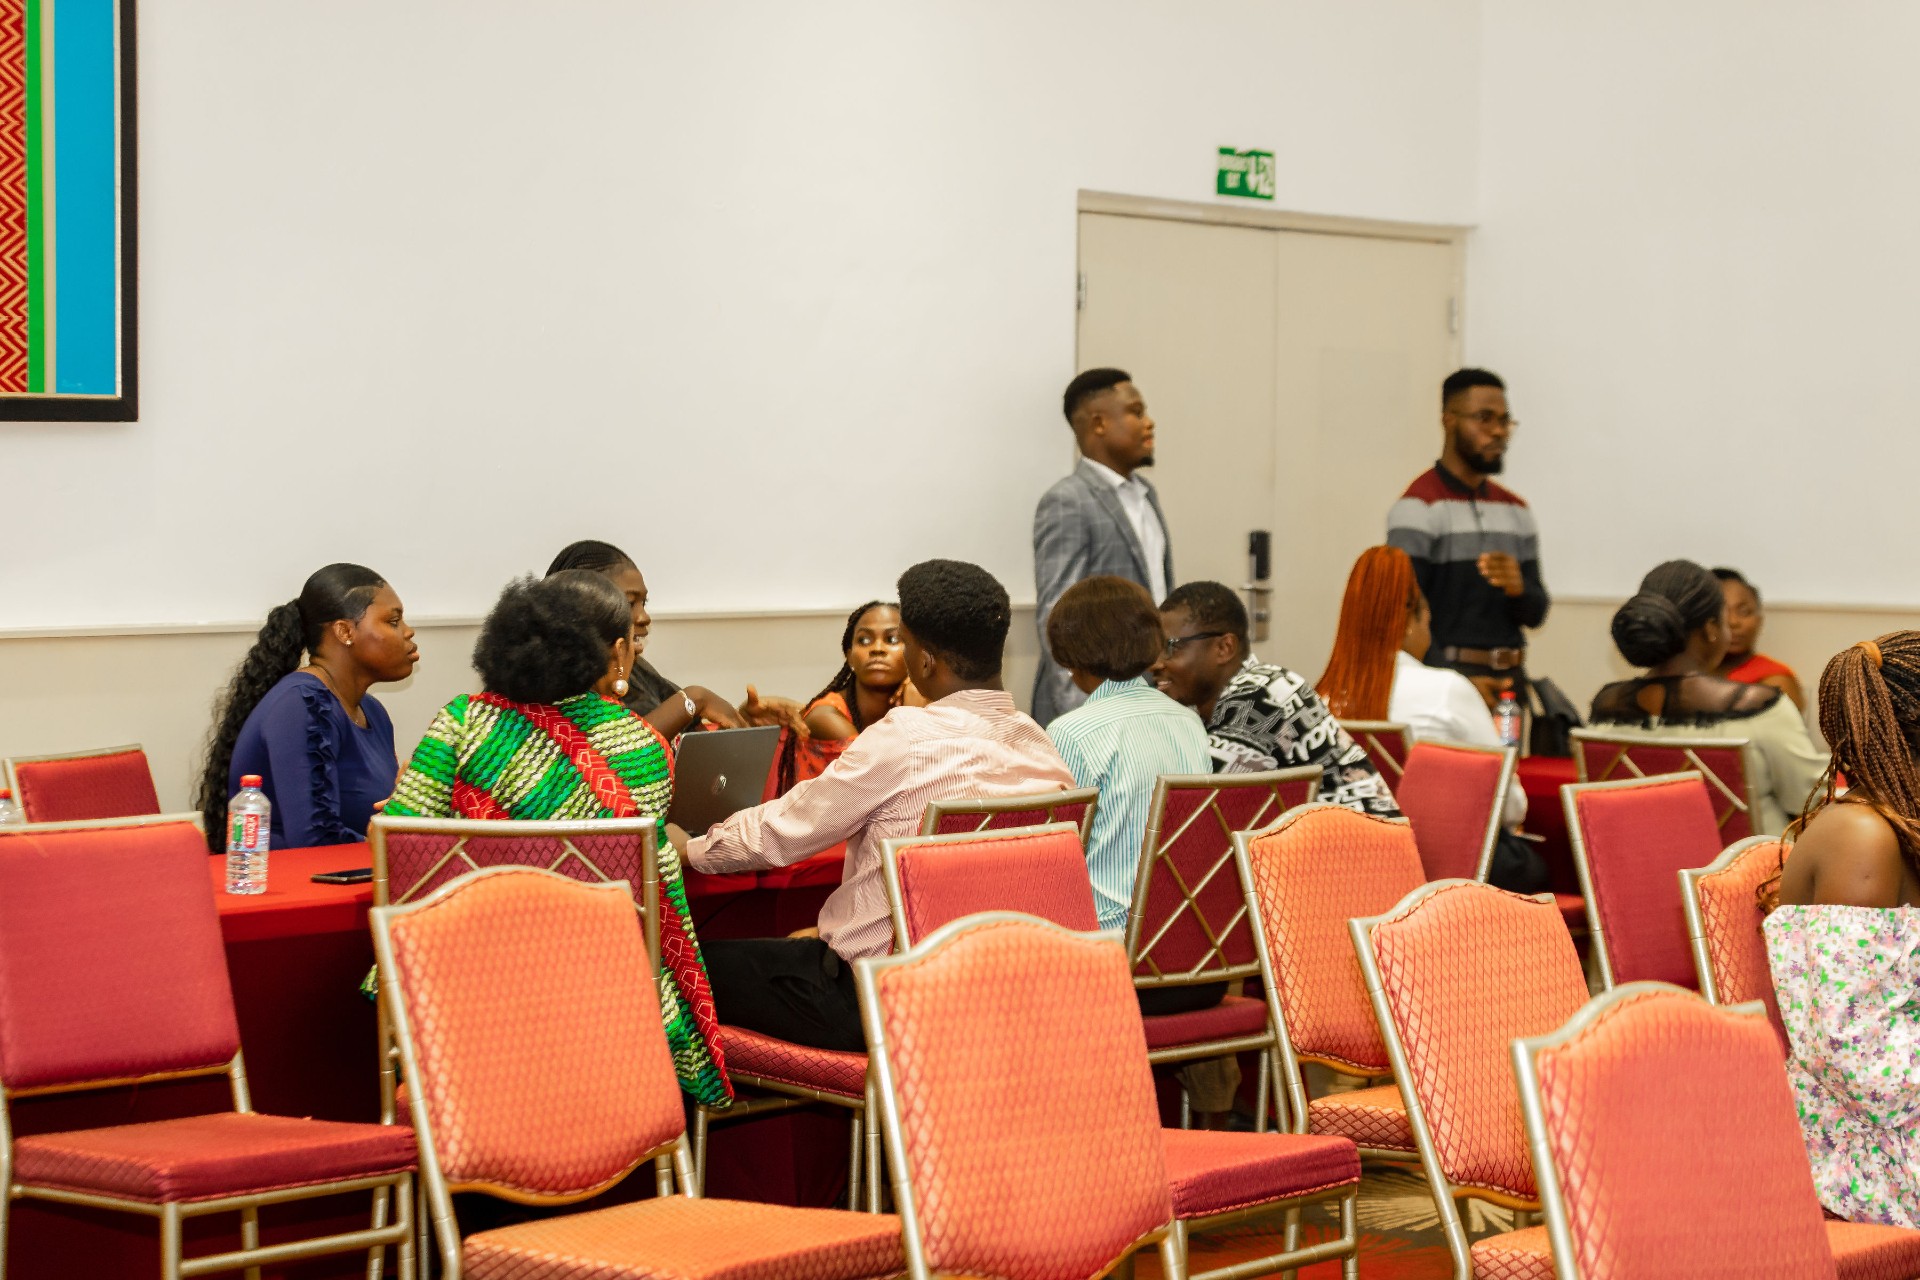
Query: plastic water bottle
225 775 271 894
1494 691 1523 749
0 788 22 826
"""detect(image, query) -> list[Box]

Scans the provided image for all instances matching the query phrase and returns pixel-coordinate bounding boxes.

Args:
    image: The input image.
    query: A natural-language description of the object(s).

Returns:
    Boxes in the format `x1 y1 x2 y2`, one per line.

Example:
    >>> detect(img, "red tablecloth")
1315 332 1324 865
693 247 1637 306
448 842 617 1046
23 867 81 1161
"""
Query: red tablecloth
1517 756 1581 895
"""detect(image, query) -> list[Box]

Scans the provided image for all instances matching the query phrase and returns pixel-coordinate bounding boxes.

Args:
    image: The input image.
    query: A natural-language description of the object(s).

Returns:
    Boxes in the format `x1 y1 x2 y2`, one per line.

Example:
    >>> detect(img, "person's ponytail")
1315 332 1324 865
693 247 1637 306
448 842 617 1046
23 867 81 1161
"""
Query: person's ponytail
196 601 306 848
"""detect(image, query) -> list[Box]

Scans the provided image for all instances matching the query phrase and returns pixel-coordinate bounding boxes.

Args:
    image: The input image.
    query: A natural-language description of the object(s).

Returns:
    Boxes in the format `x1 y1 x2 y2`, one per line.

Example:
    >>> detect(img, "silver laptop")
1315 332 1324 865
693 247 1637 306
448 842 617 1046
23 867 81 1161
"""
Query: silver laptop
665 725 782 834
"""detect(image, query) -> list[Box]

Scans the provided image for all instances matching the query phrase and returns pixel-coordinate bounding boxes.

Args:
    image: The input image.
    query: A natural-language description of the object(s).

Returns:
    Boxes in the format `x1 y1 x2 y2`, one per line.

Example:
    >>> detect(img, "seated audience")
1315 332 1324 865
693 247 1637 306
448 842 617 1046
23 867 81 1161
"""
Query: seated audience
1765 632 1920 1226
1317 545 1527 829
1590 559 1823 835
774 600 911 794
1714 566 1807 710
1151 581 1399 817
546 539 806 740
683 559 1075 1052
385 571 727 1105
197 563 416 852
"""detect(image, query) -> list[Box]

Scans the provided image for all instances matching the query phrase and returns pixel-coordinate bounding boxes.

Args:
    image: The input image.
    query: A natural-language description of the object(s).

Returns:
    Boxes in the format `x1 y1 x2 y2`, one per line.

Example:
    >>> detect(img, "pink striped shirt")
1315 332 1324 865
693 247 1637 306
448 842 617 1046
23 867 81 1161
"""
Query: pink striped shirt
686 688 1075 961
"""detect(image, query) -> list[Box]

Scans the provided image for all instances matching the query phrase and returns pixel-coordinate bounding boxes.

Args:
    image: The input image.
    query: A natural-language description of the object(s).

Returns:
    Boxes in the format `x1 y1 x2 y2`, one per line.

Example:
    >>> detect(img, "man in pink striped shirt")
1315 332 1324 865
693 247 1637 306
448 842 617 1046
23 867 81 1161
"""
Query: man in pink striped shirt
685 560 1075 1051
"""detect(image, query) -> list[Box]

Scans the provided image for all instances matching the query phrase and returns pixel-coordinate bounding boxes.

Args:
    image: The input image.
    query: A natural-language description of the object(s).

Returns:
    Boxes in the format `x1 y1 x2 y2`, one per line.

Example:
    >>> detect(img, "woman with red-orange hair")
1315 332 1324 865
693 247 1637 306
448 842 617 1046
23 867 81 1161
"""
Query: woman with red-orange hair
1317 545 1526 829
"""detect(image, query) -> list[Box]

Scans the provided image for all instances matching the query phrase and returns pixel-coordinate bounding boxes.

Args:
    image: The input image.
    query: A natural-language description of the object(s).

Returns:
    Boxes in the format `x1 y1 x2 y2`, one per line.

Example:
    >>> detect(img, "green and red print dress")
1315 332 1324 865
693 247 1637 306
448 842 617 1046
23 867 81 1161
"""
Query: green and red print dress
387 691 731 1107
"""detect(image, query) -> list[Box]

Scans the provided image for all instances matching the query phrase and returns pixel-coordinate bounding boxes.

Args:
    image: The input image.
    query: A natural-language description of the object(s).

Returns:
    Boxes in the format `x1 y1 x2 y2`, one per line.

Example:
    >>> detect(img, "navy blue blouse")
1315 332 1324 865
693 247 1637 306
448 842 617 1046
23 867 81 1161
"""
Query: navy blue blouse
228 672 398 848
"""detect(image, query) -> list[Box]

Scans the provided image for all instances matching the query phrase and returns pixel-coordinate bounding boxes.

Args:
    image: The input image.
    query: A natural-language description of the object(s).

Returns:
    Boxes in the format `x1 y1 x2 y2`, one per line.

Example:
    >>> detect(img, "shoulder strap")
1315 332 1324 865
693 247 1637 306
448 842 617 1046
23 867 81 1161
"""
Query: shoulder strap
472 694 641 818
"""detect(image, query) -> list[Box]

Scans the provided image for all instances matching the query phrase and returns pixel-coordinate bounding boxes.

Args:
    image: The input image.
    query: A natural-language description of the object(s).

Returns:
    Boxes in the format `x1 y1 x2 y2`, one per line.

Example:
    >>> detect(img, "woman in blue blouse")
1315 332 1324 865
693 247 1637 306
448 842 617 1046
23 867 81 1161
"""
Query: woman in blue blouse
196 563 419 850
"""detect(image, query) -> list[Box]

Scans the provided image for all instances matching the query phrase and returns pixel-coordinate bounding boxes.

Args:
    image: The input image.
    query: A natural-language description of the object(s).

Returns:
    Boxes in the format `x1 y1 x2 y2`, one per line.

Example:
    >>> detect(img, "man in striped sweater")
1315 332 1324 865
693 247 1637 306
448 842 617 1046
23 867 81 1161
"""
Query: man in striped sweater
1386 368 1550 703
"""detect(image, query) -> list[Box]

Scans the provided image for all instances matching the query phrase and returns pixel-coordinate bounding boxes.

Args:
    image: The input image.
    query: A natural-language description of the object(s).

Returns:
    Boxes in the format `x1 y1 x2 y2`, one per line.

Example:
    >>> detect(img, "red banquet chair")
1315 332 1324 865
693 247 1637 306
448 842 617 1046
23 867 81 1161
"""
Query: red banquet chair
917 785 1098 841
881 821 1099 949
1515 983 1920 1280
1563 771 1724 989
1338 721 1412 790
1570 728 1762 844
4 743 161 823
1392 740 1516 881
370 866 904 1280
857 913 1363 1280
1680 835 1790 1045
0 813 418 1279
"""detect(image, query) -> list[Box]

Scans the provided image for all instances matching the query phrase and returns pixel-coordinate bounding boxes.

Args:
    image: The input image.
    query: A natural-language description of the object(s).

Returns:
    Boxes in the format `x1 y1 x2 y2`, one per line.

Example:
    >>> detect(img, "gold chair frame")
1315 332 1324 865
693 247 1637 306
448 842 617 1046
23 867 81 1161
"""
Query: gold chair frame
2 742 159 821
916 786 1100 840
1570 728 1761 838
0 812 415 1280
1337 721 1411 789
1678 835 1783 1005
369 868 695 1280
1401 739 1517 883
1350 880 1553 1280
1560 770 1705 990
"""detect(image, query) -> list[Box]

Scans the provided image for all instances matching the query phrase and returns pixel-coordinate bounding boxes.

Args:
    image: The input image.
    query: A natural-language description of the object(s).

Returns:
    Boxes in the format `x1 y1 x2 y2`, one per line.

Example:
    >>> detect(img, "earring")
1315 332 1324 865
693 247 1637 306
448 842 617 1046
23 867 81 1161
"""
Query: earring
613 670 630 698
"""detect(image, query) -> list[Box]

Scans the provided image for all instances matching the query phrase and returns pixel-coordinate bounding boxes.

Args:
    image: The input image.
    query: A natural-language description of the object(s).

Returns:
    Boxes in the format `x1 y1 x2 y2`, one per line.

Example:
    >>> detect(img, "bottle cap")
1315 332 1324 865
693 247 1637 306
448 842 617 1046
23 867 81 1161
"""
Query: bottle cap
240 775 263 788
0 787 11 799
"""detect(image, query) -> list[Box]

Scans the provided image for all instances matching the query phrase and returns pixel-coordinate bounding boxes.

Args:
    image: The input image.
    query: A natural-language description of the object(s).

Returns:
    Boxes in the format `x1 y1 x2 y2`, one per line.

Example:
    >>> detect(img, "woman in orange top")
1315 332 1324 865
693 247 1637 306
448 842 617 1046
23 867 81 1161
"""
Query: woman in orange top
1714 567 1806 710
773 601 911 793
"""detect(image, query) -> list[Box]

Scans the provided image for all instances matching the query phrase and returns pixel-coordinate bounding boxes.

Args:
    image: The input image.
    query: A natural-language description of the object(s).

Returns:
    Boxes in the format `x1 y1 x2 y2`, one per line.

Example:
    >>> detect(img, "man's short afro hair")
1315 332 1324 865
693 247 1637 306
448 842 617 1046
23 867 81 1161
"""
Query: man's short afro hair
897 559 1010 682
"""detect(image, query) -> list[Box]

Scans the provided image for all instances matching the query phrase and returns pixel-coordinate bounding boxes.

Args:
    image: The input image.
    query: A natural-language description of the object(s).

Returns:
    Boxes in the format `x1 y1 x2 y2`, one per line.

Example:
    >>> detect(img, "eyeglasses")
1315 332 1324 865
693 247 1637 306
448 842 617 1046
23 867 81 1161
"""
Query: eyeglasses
1447 409 1518 431
1162 631 1226 658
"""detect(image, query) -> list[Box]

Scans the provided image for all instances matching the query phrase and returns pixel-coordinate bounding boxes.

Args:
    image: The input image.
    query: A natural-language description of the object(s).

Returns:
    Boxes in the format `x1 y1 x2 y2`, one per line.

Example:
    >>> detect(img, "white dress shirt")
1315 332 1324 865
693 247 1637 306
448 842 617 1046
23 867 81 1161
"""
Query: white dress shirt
1082 458 1168 603
1389 649 1528 828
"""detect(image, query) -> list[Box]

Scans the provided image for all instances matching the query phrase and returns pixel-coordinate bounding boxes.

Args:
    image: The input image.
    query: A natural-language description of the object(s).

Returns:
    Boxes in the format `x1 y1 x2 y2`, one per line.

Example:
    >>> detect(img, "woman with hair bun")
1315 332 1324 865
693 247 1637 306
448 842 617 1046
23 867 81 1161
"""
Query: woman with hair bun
196 563 417 852
384 571 729 1106
1589 558 1822 834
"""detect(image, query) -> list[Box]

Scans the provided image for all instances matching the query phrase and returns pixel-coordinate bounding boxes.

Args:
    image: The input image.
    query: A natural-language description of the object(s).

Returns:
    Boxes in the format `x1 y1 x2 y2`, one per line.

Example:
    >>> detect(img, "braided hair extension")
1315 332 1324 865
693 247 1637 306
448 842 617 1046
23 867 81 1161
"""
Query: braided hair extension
1800 631 1920 864
1316 546 1419 721
195 563 387 850
775 601 892 794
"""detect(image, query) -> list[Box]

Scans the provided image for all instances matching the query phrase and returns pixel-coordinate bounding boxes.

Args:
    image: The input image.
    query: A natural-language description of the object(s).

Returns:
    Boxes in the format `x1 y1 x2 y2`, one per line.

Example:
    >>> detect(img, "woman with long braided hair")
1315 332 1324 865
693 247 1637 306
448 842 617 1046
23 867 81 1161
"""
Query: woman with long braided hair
1764 631 1920 1227
773 601 909 794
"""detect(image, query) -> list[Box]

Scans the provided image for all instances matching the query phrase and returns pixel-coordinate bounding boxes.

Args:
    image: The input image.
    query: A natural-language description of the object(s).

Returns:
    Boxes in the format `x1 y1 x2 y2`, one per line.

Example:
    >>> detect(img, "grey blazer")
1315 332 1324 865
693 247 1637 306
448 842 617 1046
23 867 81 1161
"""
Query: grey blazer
1031 458 1175 725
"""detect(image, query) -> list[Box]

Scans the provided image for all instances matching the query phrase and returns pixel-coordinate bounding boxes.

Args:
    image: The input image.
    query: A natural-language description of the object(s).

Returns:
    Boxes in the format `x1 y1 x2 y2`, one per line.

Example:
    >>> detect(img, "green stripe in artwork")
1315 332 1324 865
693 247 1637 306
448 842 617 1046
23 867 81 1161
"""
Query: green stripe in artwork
24 0 44 392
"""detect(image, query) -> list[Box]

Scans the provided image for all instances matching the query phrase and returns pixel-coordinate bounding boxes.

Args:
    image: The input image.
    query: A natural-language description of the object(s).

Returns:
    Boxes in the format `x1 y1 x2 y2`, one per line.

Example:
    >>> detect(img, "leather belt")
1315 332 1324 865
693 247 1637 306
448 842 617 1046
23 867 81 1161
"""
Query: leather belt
1440 645 1526 671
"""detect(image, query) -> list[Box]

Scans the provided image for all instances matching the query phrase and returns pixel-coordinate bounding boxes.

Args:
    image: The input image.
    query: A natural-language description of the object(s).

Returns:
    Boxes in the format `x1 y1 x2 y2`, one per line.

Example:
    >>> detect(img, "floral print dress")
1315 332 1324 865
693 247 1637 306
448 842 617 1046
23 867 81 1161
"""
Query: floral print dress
1764 904 1920 1226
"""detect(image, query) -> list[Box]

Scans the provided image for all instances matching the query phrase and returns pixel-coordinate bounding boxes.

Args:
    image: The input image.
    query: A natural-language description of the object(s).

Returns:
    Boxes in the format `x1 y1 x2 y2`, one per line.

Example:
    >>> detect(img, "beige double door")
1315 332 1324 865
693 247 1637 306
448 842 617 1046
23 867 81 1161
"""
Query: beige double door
1076 207 1462 678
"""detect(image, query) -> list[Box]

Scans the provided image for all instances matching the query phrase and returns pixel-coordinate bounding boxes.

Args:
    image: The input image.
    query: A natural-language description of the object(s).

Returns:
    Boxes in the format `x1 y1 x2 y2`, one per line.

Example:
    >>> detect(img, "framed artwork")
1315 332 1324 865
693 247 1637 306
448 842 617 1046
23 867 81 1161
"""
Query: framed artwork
0 0 136 421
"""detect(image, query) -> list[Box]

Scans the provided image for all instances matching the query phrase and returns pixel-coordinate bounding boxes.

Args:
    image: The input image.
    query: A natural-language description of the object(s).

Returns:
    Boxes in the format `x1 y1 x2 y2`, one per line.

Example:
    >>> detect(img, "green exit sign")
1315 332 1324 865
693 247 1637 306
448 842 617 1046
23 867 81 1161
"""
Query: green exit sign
1216 148 1275 200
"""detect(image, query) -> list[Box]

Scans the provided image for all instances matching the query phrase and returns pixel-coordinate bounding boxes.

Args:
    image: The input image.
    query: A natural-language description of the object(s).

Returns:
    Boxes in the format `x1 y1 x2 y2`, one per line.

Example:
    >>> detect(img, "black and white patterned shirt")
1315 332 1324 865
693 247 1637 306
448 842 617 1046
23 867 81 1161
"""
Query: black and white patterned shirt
1206 657 1400 817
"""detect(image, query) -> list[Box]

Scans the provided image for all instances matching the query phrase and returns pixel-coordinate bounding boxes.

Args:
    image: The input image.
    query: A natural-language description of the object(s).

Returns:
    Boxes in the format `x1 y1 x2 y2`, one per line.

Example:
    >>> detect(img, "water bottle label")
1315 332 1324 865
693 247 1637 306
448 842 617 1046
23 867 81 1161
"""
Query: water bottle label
230 813 264 851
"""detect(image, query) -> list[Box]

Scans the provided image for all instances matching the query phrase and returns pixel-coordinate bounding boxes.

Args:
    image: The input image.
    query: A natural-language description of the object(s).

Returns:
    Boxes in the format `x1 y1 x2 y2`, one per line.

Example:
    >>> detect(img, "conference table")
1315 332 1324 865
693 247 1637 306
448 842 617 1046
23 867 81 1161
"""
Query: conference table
6 843 848 1280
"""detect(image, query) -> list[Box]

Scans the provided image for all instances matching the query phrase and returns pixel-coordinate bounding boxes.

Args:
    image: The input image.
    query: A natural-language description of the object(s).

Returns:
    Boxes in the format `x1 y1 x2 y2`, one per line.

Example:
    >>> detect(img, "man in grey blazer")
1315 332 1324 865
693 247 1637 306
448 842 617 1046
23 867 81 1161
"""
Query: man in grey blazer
1031 368 1175 725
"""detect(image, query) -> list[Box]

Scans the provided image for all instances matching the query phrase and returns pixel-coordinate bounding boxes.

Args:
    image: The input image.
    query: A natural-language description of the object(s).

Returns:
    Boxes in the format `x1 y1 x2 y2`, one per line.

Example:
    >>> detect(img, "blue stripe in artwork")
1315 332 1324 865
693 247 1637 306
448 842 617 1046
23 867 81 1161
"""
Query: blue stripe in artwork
52 0 117 395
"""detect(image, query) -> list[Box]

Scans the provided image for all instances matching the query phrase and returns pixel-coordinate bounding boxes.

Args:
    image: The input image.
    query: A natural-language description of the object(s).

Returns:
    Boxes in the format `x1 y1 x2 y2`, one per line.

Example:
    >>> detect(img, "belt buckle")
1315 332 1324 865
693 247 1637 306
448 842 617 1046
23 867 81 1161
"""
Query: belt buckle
1490 648 1523 671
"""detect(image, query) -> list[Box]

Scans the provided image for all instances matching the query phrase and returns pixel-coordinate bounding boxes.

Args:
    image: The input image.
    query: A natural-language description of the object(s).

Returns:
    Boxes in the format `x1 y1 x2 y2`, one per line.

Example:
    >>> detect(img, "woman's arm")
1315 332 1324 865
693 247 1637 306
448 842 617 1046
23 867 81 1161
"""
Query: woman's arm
1762 671 1807 712
1789 804 1910 908
805 703 858 740
644 685 746 736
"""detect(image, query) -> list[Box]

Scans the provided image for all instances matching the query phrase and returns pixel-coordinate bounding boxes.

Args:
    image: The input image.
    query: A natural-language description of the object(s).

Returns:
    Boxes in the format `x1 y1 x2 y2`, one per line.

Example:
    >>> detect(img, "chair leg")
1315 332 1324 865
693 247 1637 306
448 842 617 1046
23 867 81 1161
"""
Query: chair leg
693 1105 712 1196
1279 1206 1301 1280
368 1186 390 1280
846 1108 864 1211
160 1203 184 1280
394 1174 416 1280
654 1154 674 1197
1253 1050 1271 1134
1179 1086 1192 1130
864 1080 884 1213
1340 1192 1359 1280
241 1204 262 1280
1160 1222 1189 1280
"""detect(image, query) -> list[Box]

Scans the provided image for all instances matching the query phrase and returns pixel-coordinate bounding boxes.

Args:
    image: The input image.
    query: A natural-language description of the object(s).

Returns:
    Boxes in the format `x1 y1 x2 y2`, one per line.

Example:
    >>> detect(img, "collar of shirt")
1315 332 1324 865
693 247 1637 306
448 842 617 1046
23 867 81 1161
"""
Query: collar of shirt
1081 456 1145 494
923 687 1018 715
1431 459 1488 498
1394 649 1427 677
1085 674 1152 704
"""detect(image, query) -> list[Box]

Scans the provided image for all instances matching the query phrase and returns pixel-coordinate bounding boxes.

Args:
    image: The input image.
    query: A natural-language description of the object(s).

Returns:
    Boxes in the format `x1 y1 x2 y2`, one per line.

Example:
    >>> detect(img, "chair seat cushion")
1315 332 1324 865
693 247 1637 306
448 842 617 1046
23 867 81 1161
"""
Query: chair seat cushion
1829 1220 1920 1280
1141 994 1269 1050
720 1025 867 1099
1468 1225 1555 1279
1160 1129 1360 1219
465 1194 903 1280
12 1111 417 1204
1305 1084 1416 1153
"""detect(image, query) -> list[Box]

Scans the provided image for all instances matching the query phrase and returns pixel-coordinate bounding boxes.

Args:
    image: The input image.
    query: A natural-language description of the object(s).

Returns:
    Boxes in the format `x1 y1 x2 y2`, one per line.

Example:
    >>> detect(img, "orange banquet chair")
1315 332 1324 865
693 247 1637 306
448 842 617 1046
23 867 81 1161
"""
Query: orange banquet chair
856 912 1364 1280
917 785 1099 840
1570 727 1762 844
1351 879 1593 1279
1392 740 1516 881
1563 771 1724 990
0 813 418 1279
1124 767 1319 1129
370 865 904 1280
4 743 161 823
1680 835 1791 1045
1337 721 1412 791
1514 983 1920 1280
1234 804 1426 1163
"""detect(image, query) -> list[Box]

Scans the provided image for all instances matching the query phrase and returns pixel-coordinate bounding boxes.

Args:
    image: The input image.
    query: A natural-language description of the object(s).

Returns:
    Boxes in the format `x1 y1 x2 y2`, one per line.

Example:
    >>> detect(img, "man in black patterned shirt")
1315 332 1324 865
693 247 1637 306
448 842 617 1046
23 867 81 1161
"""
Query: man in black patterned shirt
1151 581 1400 817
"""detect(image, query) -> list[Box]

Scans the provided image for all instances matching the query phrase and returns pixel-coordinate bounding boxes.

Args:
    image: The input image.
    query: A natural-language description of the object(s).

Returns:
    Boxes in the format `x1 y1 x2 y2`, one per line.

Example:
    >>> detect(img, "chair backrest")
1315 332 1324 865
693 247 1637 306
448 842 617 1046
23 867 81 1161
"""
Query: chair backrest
371 815 661 962
1235 804 1424 1077
1515 984 1838 1279
6 744 162 823
1571 730 1760 844
858 914 1174 1280
0 814 241 1096
919 786 1099 841
1338 721 1412 788
371 867 684 1204
881 823 1097 951
1393 740 1516 881
1680 837 1788 1042
1352 879 1589 1203
1564 772 1724 989
1125 766 1319 988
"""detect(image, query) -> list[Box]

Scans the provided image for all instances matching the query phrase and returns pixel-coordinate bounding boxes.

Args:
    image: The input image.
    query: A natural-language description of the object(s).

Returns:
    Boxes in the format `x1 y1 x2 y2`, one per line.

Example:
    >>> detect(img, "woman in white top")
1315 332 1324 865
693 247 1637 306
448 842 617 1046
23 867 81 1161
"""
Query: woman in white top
1318 545 1527 829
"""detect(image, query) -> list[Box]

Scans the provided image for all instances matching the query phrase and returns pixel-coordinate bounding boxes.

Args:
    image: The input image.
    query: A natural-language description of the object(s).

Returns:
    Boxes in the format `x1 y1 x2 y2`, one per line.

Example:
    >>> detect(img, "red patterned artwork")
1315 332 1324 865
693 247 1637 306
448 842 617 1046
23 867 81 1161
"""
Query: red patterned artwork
0 0 25 391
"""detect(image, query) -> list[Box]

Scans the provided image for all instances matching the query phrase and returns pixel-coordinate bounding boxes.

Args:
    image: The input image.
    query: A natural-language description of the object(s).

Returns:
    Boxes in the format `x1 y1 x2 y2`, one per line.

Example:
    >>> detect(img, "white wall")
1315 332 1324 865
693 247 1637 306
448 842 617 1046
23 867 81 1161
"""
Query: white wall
0 0 1481 630
1471 1 1920 607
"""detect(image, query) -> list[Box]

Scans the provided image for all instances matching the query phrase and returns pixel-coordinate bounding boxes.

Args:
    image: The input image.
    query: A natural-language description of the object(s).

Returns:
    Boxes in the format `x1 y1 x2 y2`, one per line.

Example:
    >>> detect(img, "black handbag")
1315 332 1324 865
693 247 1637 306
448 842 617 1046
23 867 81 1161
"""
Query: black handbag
1528 676 1584 758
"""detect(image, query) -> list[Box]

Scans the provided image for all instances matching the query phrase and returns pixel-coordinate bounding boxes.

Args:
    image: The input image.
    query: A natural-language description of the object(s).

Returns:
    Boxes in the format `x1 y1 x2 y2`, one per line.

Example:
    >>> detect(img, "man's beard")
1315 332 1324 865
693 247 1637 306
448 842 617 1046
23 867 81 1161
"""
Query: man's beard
1470 448 1504 474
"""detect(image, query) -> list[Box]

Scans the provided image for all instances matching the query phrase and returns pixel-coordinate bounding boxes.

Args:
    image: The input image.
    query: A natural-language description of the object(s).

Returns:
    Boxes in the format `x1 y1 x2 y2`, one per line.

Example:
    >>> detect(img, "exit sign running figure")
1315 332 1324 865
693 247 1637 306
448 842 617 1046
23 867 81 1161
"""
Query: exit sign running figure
1216 148 1275 200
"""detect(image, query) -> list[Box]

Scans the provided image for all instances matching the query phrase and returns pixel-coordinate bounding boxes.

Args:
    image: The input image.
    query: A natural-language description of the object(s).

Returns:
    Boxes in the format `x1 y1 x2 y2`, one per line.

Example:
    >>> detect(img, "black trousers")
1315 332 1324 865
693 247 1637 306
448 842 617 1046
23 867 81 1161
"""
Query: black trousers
1136 980 1227 1017
704 936 866 1052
